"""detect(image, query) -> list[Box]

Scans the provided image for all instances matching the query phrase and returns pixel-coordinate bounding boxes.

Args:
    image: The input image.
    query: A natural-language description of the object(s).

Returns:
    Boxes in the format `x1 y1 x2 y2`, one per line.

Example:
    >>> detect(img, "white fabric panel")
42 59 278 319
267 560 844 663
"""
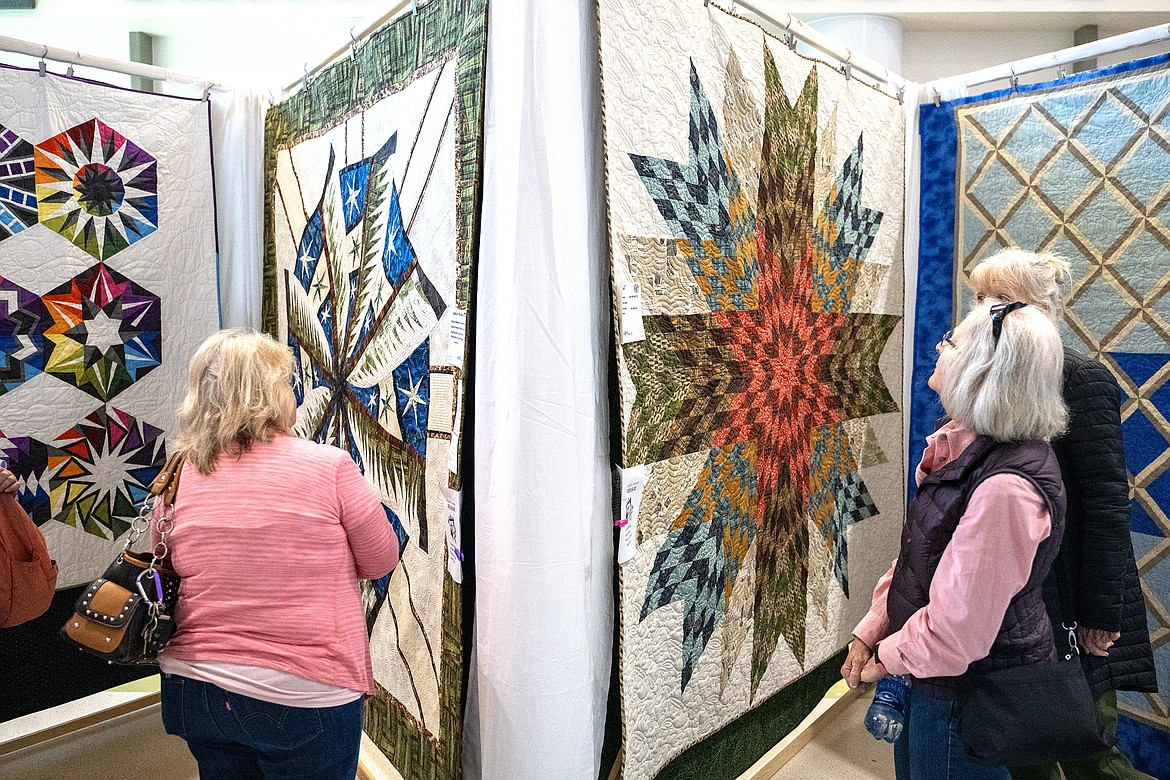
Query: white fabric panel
464 0 613 778
209 88 265 330
164 83 265 331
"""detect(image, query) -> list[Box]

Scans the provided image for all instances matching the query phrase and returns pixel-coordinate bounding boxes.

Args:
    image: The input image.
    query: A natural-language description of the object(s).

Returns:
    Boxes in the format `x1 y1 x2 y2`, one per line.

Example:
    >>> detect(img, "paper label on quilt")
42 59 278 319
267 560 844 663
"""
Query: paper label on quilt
441 486 464 584
617 464 646 565
449 308 467 370
621 282 646 343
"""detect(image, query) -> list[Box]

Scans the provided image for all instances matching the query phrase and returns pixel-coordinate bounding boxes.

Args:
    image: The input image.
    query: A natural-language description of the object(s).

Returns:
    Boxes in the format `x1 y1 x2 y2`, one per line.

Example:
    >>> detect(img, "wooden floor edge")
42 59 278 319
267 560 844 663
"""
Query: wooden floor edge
738 685 864 780
0 692 161 757
356 732 405 780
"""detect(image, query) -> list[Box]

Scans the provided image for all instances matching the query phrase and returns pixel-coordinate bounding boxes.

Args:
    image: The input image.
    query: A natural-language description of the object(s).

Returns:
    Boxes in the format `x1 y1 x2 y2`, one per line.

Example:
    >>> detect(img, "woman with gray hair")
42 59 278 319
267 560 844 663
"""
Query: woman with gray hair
842 300 1069 779
968 249 1156 780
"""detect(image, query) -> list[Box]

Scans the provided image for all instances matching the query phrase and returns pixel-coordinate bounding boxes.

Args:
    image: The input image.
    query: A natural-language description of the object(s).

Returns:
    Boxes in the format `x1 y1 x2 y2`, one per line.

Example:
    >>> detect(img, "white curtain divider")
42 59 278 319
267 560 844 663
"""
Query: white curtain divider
464 0 613 777
208 88 266 331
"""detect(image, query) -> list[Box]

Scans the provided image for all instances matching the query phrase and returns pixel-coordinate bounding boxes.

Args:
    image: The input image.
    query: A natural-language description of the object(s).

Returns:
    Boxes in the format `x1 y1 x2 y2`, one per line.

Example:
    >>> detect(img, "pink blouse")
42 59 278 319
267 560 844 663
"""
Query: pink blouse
158 434 398 695
853 422 1052 679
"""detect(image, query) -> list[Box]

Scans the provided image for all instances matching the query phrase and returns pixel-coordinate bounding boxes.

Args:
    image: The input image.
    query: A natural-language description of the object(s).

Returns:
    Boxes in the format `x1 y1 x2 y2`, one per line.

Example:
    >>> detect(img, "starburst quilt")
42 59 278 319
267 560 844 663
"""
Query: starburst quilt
599 1 906 777
264 1 486 777
0 64 219 590
912 55 1170 780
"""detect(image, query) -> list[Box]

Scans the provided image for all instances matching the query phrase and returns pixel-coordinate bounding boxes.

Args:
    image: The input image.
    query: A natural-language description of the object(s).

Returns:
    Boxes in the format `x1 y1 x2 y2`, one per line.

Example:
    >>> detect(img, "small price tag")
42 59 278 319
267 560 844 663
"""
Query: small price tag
449 309 467 369
621 282 646 344
617 465 647 565
441 486 464 584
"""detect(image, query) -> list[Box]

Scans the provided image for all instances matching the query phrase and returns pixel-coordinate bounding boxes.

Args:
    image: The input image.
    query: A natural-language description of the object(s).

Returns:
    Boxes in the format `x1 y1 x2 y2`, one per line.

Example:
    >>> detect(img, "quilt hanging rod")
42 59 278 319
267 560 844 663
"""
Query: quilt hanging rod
935 23 1170 91
0 34 211 89
732 0 909 93
281 0 411 95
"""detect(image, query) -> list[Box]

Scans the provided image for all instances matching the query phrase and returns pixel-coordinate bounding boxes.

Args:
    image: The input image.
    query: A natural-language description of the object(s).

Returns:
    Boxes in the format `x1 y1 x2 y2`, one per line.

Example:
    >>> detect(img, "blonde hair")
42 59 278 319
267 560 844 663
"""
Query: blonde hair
940 299 1068 442
176 330 295 474
969 248 1072 320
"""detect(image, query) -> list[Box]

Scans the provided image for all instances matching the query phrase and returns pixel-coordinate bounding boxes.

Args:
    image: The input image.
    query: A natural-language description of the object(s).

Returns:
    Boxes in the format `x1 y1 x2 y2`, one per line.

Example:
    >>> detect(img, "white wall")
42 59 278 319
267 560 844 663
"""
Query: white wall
0 0 383 92
903 26 1169 93
1 3 1167 96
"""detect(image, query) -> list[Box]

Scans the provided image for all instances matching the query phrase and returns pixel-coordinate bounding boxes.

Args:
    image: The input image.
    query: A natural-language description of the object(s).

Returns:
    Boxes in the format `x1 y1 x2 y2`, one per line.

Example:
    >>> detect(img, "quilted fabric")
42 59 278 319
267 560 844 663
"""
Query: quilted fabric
598 2 906 777
0 64 219 590
262 1 486 777
911 56 1170 779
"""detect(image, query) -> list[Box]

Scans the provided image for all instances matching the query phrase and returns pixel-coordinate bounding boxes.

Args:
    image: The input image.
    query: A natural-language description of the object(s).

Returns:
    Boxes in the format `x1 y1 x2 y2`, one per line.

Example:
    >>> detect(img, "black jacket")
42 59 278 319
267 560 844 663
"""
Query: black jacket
1049 348 1157 696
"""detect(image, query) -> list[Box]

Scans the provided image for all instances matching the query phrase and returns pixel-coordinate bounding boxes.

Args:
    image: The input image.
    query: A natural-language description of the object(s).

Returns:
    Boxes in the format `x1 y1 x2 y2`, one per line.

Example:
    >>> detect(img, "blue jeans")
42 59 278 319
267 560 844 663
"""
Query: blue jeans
894 685 1011 780
160 674 363 780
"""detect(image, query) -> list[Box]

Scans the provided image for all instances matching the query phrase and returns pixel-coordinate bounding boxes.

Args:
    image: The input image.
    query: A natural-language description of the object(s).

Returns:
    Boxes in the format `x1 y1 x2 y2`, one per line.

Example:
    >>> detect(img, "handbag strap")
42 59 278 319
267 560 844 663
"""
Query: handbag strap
1050 546 1082 658
149 453 185 510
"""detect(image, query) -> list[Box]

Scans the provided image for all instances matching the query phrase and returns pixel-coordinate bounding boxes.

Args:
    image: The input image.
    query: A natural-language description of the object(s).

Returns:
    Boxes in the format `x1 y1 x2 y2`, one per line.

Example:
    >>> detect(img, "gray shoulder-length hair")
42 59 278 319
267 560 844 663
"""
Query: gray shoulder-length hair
940 299 1068 442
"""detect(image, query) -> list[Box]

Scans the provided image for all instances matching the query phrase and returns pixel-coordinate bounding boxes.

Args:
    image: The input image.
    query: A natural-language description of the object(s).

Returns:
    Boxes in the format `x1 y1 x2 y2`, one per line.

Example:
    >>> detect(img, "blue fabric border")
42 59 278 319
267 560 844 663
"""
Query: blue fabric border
908 53 1170 497
1118 715 1170 779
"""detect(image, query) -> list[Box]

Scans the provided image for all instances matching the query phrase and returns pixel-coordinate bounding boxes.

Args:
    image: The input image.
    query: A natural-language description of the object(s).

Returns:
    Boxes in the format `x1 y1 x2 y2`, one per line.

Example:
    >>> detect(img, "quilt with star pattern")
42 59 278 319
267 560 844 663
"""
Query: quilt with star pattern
0 64 219 590
263 0 486 777
912 55 1170 780
598 1 906 777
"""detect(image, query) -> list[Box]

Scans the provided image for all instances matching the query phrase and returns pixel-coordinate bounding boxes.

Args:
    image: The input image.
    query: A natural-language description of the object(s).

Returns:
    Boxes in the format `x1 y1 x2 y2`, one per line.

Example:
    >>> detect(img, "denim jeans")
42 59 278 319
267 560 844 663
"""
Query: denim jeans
160 674 363 780
893 684 1012 780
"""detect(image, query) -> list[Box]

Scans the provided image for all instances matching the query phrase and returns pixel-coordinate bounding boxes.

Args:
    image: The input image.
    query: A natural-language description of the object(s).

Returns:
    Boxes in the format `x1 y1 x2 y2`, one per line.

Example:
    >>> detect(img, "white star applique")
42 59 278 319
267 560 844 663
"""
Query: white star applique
398 371 427 424
345 182 362 214
84 310 124 353
298 250 315 275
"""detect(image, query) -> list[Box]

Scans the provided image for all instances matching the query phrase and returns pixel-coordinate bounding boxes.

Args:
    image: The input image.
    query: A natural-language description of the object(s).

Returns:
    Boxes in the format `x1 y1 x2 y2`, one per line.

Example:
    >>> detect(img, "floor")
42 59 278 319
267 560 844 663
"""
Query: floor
770 693 896 780
0 703 198 780
0 680 895 780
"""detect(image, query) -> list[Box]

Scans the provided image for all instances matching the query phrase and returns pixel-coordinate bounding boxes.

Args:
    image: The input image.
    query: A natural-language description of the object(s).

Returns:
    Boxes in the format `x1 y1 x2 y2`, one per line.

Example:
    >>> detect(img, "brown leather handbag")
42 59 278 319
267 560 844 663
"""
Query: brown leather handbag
61 454 184 664
0 493 58 628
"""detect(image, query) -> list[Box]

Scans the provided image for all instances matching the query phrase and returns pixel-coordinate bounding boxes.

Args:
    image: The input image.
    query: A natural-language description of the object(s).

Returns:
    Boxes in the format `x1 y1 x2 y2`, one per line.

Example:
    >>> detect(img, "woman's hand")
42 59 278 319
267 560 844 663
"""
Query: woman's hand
0 468 16 493
841 637 873 689
1079 627 1120 657
860 656 888 684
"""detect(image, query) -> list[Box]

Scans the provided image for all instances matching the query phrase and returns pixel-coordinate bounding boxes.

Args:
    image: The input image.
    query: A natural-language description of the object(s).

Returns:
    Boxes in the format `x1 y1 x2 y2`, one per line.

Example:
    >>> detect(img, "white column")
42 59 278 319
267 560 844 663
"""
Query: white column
806 15 904 75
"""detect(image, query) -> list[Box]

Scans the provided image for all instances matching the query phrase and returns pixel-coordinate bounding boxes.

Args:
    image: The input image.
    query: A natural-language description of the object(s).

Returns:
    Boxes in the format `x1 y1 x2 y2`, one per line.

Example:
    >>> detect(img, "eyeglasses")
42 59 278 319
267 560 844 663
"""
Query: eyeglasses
936 330 956 353
989 301 1028 345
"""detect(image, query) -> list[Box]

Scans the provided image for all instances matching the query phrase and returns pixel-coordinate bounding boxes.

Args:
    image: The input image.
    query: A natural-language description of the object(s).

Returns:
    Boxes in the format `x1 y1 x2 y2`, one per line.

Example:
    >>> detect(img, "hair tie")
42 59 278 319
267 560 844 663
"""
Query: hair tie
990 301 1027 344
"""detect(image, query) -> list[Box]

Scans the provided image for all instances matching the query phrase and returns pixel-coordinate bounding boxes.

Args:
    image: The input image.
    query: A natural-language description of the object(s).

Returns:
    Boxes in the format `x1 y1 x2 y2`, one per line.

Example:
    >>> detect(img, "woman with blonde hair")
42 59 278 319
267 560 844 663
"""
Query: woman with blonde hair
842 300 1069 779
968 249 1156 780
156 330 399 779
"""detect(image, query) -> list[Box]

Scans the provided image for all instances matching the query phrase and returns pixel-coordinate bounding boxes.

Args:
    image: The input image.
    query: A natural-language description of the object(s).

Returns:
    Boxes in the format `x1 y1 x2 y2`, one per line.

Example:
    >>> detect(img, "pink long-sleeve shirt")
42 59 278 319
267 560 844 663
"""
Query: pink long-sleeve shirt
157 434 398 695
853 422 1052 679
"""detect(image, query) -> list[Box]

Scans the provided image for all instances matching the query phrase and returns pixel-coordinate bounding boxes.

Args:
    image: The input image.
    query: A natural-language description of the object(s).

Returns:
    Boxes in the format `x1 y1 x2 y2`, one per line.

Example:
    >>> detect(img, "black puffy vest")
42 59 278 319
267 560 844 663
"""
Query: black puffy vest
887 435 1067 697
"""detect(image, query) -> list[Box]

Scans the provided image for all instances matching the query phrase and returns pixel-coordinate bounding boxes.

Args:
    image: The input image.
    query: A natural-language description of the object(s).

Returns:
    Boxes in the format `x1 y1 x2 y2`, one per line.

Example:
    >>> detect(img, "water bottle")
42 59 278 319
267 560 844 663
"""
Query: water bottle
865 674 909 743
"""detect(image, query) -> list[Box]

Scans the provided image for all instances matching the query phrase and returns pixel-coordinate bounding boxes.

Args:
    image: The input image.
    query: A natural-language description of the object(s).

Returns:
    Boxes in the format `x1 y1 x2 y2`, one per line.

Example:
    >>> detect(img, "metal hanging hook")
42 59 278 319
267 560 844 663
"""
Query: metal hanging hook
1009 64 1019 92
841 50 853 80
783 16 797 51
38 44 47 77
931 87 942 107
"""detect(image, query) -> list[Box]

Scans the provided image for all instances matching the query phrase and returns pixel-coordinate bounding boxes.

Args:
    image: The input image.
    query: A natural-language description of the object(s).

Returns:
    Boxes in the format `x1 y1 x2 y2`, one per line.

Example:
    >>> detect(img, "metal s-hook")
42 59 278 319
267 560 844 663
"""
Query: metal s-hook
302 62 310 93
931 87 942 107
896 87 904 105
38 44 47 77
841 50 853 80
782 16 797 50
349 25 360 56
1009 64 1019 92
